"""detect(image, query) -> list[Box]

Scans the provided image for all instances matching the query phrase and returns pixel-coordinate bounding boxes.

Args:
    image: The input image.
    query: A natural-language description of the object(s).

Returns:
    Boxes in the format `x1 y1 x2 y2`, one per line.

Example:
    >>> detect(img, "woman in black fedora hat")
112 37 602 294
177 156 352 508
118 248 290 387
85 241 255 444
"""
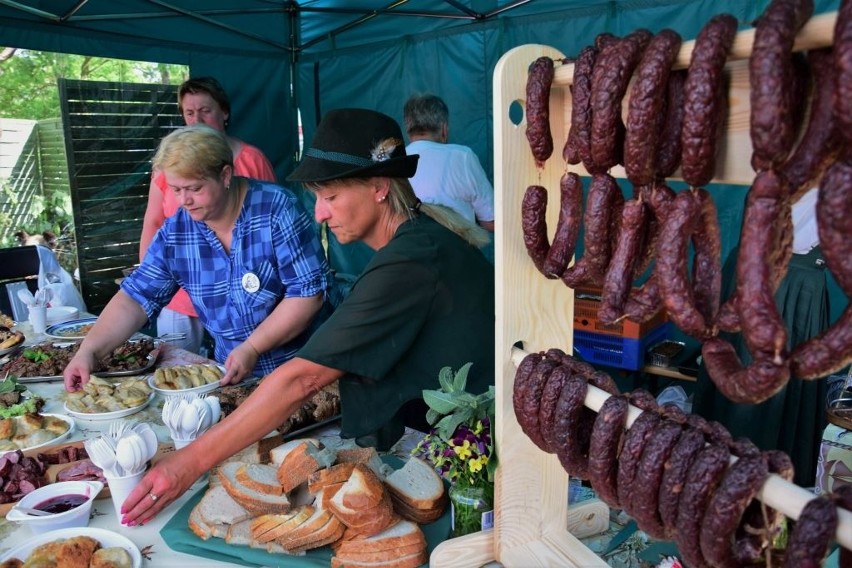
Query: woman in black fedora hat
120 108 495 524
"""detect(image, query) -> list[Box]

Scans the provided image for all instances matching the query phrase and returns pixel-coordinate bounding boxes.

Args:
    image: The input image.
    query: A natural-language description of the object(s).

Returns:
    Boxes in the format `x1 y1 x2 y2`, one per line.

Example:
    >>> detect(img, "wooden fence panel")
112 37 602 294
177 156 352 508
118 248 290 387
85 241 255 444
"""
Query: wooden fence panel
59 79 180 313
0 119 42 235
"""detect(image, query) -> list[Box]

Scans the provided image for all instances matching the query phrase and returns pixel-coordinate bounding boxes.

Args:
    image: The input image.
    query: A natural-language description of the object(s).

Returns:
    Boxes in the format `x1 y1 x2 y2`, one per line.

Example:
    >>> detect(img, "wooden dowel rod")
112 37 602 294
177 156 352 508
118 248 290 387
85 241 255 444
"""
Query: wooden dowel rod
510 346 852 550
553 11 837 87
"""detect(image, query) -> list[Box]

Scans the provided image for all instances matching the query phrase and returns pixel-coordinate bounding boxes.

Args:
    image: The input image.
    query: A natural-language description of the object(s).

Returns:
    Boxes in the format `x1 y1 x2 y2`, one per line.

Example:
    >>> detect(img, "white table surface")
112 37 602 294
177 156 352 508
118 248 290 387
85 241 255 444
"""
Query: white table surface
0 318 240 567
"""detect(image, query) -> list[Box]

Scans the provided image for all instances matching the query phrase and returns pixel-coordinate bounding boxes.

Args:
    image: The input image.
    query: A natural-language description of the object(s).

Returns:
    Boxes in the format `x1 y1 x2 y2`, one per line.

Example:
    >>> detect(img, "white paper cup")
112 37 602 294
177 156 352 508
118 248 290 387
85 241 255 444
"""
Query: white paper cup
105 471 145 519
28 305 47 334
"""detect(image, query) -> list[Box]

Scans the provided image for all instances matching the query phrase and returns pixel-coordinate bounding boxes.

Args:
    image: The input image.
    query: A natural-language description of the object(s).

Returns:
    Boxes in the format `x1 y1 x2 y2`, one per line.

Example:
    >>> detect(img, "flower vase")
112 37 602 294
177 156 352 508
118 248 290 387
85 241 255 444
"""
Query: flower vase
449 484 493 537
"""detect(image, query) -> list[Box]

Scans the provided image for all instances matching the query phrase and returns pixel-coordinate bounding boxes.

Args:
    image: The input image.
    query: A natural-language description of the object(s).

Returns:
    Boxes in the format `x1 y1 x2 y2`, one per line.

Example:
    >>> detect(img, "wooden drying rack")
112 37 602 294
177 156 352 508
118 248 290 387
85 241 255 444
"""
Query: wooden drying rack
429 9 848 567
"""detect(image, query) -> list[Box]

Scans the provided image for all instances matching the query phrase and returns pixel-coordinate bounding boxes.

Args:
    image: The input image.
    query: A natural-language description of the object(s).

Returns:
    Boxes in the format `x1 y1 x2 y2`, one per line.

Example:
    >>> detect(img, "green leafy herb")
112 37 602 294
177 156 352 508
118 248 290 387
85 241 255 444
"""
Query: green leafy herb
0 396 43 418
23 349 50 364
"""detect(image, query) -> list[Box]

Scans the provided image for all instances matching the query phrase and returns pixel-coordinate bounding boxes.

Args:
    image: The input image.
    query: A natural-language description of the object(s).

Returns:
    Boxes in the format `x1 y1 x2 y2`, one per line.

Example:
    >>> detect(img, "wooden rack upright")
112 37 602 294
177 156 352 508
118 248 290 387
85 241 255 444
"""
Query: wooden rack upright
430 10 846 567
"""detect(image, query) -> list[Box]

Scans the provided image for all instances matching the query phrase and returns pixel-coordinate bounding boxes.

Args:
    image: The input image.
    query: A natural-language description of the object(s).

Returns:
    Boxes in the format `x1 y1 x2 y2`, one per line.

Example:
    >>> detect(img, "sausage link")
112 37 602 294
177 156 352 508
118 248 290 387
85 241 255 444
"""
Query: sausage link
630 420 683 539
702 337 791 403
791 305 852 379
657 189 714 338
588 394 629 508
616 410 661 511
691 188 723 324
623 182 676 323
590 29 653 172
599 198 648 324
675 444 732 568
658 427 707 539
783 494 839 568
835 0 852 147
625 29 683 186
538 365 571 454
816 159 852 296
681 14 739 187
699 455 770 568
521 185 550 274
737 170 790 361
552 374 593 479
542 173 583 278
525 56 555 167
512 352 543 433
518 358 560 450
750 0 815 171
564 46 599 166
780 48 841 200
561 173 624 287
656 70 687 179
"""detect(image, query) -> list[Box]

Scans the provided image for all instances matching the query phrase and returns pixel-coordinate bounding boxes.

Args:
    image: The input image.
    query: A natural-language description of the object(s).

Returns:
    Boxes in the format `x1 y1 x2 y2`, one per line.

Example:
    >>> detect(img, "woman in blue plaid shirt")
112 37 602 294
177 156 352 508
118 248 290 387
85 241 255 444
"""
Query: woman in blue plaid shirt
63 125 337 391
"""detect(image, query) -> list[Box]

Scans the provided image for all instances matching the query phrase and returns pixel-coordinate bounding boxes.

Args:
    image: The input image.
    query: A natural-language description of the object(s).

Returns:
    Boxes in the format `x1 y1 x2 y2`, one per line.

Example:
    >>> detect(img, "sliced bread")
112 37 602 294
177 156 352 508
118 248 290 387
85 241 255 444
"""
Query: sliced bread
188 503 214 540
289 517 346 554
388 491 445 524
196 484 252 526
254 506 315 544
337 463 387 511
235 463 284 496
333 540 425 563
219 462 292 515
334 520 426 554
276 440 337 493
268 438 319 466
383 457 446 509
331 549 428 568
308 462 356 493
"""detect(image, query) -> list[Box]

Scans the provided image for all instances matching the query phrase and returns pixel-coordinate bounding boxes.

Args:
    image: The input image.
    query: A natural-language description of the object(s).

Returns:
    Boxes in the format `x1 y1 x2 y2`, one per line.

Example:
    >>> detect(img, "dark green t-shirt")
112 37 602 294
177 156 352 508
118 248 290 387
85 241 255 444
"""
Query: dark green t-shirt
298 215 495 441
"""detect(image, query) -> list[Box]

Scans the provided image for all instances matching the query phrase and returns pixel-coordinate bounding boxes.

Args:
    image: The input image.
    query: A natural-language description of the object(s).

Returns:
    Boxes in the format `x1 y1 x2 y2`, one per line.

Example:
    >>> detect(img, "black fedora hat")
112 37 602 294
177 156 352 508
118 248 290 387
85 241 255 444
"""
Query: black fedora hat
287 108 419 183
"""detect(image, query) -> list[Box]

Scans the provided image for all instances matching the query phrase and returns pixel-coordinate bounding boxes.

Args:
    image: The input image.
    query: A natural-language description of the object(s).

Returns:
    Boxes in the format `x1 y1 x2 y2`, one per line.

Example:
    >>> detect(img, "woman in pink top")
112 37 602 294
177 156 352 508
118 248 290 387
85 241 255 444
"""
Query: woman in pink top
140 77 276 353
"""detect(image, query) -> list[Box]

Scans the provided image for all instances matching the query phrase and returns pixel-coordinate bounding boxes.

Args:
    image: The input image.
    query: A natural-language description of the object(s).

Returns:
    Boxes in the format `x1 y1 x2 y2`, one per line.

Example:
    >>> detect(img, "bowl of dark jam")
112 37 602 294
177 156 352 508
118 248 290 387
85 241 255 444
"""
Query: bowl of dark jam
5 480 104 534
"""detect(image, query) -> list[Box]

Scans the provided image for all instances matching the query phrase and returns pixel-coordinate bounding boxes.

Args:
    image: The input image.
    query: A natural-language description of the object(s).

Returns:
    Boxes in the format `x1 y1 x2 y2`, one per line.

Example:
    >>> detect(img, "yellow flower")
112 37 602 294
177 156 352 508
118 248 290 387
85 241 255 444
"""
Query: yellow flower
469 455 487 473
473 420 484 435
453 440 473 460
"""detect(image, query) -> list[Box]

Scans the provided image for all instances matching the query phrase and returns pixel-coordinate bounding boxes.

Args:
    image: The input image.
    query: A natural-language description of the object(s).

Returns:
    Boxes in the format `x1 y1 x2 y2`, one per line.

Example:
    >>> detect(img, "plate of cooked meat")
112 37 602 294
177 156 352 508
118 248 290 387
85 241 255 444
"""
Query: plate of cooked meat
1 339 161 383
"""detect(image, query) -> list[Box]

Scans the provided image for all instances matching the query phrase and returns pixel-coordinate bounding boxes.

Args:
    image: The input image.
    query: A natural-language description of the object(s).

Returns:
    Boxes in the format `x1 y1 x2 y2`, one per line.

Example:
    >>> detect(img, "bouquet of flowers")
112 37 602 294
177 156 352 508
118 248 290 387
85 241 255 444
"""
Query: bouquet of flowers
411 362 497 491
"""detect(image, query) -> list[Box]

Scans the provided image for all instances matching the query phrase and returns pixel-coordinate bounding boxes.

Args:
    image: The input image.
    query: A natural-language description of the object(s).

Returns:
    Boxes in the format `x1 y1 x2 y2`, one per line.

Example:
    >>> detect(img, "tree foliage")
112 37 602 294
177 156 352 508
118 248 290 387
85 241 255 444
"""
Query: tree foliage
0 48 187 272
0 48 187 119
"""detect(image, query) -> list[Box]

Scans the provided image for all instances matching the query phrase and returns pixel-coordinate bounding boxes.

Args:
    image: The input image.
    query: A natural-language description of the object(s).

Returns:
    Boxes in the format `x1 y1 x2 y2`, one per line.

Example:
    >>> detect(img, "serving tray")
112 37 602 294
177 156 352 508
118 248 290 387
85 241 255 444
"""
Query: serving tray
5 340 162 383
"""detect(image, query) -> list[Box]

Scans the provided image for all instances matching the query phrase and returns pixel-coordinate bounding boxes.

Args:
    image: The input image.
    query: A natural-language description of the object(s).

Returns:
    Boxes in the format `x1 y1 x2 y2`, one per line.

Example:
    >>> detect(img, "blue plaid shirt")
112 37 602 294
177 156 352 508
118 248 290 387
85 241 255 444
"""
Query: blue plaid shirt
122 179 336 376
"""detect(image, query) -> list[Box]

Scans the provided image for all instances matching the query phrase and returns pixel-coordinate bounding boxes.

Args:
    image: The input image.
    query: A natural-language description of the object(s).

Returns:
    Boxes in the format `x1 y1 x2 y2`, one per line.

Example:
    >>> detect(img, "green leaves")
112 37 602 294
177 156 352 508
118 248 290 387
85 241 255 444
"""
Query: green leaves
23 348 49 363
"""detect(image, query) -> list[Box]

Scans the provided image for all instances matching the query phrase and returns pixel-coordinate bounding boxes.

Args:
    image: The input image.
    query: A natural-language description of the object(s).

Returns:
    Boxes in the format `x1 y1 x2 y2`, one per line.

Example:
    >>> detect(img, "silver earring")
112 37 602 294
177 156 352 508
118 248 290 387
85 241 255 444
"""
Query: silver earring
379 195 387 202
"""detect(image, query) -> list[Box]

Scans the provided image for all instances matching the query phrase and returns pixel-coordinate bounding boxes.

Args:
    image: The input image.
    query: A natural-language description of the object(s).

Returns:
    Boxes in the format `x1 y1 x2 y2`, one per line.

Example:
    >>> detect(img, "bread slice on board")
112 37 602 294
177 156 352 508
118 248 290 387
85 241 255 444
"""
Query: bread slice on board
196 484 252 526
308 462 356 493
254 506 315 543
268 438 319 466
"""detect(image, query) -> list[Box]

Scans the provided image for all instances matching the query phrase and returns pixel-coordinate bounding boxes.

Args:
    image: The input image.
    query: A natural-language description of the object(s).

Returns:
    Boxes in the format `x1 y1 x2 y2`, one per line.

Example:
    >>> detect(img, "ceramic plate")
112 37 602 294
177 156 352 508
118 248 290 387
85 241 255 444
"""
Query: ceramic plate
0 526 142 568
63 391 155 421
147 366 223 398
44 317 98 340
0 413 75 456
147 368 261 398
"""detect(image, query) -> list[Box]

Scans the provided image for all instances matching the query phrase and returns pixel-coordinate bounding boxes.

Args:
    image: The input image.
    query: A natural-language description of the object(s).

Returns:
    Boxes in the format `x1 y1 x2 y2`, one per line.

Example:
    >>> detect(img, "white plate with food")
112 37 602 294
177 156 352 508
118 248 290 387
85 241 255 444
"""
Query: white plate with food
44 317 98 340
0 328 25 356
63 391 156 421
147 363 226 397
0 526 142 568
0 413 75 456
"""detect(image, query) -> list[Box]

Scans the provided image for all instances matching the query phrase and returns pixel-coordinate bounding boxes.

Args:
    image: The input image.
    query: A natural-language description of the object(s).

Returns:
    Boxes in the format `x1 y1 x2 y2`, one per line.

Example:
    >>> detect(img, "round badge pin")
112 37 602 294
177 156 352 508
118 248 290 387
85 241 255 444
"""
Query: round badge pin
242 272 260 293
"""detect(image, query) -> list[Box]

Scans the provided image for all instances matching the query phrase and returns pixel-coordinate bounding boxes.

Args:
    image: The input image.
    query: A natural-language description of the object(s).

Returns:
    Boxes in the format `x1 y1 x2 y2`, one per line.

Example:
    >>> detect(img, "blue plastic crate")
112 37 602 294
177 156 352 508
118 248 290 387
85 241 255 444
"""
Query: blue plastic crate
573 322 670 371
